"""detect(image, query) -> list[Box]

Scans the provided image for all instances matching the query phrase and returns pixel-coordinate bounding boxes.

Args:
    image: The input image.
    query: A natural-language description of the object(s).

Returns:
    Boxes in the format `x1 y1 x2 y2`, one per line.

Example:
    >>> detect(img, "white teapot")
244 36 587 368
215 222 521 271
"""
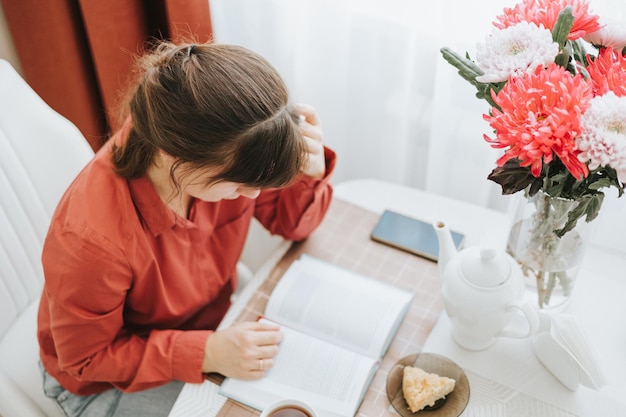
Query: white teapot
433 221 539 351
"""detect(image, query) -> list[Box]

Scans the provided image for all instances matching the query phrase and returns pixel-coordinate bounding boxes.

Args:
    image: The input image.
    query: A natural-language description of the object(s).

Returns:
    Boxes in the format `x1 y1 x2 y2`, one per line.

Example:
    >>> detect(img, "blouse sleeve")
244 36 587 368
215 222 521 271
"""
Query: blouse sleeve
253 146 337 241
41 226 209 392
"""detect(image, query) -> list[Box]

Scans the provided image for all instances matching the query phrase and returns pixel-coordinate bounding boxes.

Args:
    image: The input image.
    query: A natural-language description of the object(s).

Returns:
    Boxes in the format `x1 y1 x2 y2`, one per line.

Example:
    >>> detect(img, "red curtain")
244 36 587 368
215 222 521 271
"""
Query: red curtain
1 0 213 151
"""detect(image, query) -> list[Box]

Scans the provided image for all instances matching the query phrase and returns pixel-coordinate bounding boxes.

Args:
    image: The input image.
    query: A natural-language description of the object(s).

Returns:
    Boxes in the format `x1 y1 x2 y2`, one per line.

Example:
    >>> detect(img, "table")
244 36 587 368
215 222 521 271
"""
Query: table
222 179 513 329
169 179 625 417
337 180 626 416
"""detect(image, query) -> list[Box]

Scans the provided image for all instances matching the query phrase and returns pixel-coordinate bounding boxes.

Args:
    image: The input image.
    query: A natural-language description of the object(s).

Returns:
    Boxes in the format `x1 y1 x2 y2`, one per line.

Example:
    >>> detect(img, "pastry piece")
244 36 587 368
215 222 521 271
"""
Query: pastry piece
402 365 456 412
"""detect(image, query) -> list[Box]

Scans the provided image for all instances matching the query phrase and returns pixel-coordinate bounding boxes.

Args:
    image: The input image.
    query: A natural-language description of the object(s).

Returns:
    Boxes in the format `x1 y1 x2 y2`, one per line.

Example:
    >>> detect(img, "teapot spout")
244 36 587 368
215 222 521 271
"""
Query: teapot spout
433 221 457 281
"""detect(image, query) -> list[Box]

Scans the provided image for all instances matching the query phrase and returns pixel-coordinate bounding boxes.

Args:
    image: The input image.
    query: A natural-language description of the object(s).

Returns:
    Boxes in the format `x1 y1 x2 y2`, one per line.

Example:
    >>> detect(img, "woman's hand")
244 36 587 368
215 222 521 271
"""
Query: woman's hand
297 103 326 180
202 321 283 379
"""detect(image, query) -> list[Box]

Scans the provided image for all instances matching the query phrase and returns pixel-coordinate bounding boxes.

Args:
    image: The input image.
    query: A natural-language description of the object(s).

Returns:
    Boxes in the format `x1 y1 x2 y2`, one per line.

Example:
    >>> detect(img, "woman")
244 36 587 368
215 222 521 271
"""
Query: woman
37 41 336 416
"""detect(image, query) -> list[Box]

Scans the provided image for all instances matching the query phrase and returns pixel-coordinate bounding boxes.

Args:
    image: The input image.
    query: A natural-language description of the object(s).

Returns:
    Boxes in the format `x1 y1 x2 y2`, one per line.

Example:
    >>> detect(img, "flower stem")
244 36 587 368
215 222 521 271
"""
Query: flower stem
545 272 557 305
557 271 571 296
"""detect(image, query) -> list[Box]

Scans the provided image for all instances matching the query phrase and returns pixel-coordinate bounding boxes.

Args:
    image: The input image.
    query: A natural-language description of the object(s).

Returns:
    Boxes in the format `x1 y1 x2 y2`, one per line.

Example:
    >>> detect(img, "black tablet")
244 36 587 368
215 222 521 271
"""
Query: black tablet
371 210 464 261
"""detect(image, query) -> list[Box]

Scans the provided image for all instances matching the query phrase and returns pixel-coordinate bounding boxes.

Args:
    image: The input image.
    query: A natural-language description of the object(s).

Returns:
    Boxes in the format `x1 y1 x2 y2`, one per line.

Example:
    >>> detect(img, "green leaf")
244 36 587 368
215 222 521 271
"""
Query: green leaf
487 159 537 194
597 166 626 197
528 178 544 197
554 52 570 69
440 47 484 83
582 166 626 197
554 193 604 237
552 9 577 73
577 65 590 80
440 47 501 109
552 7 575 46
571 39 590 68
588 178 612 190
544 170 571 196
555 41 577 73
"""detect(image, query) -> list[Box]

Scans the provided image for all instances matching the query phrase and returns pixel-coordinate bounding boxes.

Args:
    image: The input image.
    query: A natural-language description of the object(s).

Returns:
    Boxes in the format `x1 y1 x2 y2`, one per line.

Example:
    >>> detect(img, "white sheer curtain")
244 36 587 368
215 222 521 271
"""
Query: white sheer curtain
210 0 625 255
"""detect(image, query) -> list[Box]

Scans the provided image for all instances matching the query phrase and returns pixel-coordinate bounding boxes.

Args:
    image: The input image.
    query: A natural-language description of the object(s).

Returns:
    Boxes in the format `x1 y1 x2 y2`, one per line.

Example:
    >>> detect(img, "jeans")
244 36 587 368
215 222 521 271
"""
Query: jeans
40 363 184 417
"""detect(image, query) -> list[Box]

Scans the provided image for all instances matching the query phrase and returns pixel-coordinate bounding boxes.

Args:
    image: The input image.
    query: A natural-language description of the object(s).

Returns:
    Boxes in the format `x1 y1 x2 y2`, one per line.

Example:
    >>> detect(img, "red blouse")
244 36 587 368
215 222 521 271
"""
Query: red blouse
38 123 336 395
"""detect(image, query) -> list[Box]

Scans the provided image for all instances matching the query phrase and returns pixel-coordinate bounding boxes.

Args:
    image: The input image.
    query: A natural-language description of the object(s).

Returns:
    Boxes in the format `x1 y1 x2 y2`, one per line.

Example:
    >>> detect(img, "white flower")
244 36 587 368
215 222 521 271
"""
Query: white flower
475 22 559 83
583 17 626 52
577 92 626 183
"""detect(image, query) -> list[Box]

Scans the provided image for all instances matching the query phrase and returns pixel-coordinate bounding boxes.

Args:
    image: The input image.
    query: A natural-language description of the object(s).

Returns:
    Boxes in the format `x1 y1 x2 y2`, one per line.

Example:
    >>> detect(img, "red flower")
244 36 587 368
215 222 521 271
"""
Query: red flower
494 0 601 40
586 47 626 97
483 63 593 179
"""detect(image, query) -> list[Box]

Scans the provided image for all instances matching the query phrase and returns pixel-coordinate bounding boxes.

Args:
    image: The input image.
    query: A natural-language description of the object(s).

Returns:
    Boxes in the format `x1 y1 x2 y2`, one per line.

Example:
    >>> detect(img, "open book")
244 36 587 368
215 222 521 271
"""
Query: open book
219 255 414 417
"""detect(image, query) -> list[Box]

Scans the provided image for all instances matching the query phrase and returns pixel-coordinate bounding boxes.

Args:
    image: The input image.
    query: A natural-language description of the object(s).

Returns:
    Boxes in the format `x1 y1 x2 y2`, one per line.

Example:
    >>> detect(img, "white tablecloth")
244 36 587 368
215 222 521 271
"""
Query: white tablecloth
423 244 626 417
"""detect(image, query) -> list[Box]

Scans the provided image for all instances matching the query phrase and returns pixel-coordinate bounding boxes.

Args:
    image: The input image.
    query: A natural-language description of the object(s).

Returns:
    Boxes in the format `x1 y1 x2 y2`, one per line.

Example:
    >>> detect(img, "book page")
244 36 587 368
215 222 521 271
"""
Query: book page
264 255 413 358
219 318 378 417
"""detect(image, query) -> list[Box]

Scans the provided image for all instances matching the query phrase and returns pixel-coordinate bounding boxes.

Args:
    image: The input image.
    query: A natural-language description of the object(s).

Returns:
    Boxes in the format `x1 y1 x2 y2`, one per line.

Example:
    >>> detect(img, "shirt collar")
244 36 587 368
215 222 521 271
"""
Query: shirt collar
112 117 178 237
129 175 178 237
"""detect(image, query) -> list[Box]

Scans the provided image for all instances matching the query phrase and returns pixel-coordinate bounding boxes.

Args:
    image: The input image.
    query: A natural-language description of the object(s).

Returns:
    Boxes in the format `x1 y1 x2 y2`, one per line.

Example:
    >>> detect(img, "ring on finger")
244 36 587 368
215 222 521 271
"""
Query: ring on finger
258 358 264 371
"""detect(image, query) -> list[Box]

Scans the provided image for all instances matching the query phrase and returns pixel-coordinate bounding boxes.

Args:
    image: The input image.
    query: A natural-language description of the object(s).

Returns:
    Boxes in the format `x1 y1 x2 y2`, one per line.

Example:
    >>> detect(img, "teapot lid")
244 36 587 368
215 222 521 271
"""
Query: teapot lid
460 247 511 287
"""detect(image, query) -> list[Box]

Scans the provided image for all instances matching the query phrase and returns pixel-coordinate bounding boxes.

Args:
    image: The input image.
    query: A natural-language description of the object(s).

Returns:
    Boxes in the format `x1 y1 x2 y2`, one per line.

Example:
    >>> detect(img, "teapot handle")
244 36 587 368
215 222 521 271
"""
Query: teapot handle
498 302 540 339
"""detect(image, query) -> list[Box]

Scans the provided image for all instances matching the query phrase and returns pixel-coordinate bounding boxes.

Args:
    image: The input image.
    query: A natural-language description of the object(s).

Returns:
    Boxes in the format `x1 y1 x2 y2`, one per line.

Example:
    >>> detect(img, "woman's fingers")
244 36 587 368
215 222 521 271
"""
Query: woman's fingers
203 321 283 379
295 103 326 179
245 321 283 345
303 135 324 154
296 103 321 128
248 357 275 373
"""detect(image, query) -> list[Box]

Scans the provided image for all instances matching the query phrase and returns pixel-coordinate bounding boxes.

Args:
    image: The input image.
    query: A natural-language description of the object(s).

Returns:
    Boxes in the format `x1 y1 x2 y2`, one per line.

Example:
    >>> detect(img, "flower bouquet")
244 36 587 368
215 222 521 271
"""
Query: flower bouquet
440 0 626 307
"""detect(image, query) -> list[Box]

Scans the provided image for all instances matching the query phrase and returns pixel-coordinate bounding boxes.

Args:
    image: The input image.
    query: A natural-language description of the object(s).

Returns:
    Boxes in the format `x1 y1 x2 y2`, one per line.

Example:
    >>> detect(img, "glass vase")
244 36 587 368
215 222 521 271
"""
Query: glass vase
507 191 589 309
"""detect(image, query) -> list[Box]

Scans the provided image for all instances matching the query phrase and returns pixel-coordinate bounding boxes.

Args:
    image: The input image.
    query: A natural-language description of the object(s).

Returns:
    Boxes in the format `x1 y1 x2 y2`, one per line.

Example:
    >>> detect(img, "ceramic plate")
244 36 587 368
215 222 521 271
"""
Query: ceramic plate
386 353 470 417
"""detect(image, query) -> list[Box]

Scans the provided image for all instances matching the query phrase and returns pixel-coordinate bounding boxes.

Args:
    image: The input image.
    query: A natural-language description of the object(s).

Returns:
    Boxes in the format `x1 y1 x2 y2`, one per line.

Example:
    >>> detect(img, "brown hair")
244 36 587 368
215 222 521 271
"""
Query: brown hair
111 41 306 191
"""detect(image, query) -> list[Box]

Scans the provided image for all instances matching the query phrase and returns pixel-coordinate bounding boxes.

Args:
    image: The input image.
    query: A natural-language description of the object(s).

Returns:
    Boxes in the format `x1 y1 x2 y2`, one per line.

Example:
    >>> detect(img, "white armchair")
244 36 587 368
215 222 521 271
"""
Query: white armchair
0 58 261 417
0 59 94 417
